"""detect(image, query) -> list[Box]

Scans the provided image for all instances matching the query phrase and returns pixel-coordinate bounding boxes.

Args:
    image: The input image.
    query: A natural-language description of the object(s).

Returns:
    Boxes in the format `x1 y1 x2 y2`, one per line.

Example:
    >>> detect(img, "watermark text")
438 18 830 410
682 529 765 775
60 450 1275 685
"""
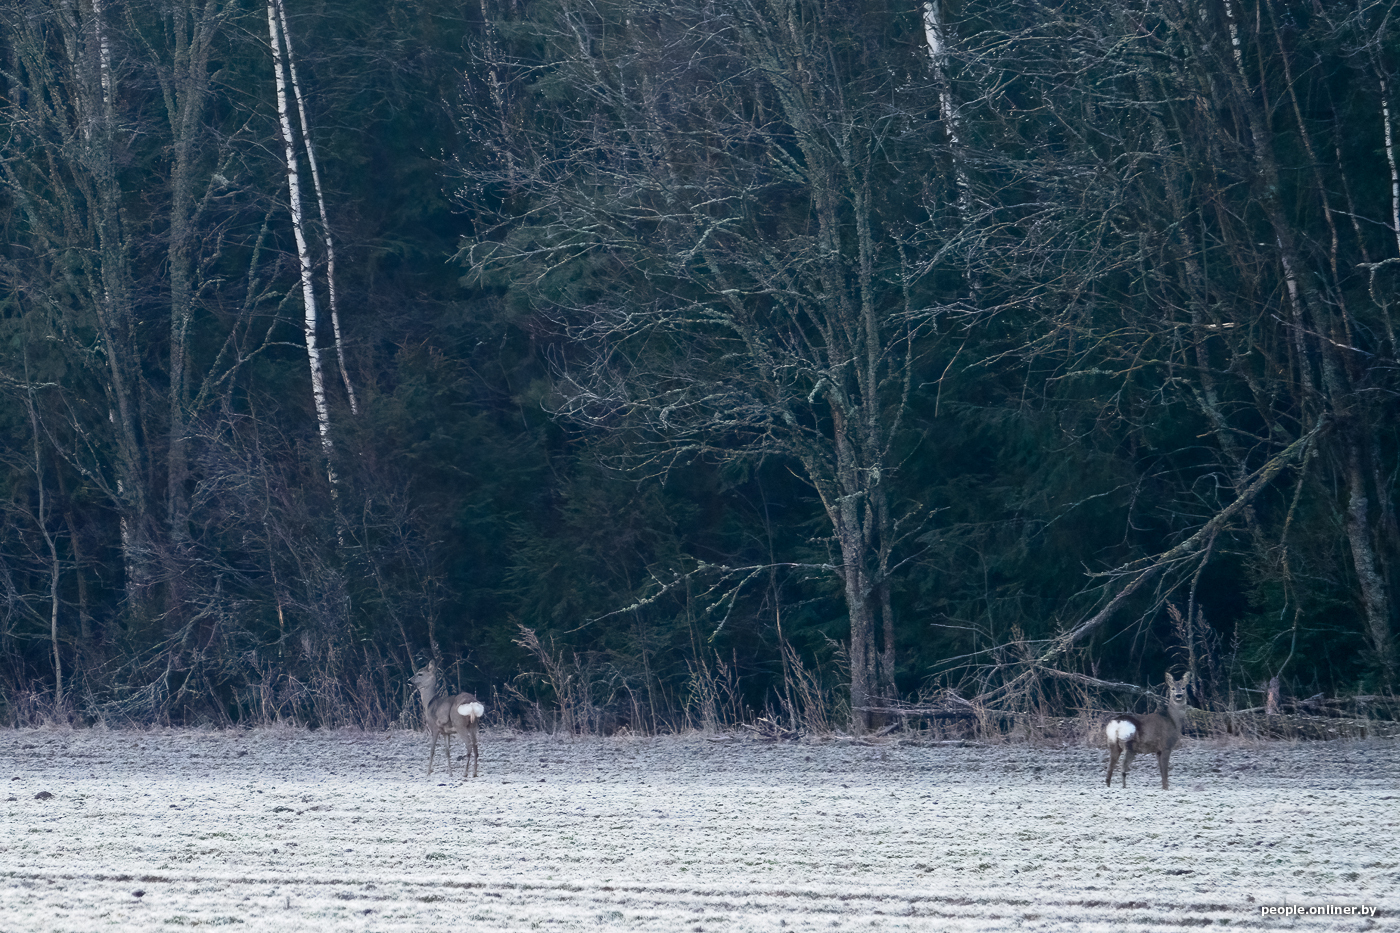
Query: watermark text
1260 904 1377 918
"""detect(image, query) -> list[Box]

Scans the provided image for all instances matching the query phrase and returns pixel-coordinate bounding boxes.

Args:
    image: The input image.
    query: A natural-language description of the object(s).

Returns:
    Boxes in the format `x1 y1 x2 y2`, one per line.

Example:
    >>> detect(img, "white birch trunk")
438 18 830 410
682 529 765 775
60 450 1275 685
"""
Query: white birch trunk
922 1 970 217
76 0 153 612
921 1 958 145
268 0 338 489
274 0 358 415
1223 0 1245 74
93 0 112 110
1382 74 1400 256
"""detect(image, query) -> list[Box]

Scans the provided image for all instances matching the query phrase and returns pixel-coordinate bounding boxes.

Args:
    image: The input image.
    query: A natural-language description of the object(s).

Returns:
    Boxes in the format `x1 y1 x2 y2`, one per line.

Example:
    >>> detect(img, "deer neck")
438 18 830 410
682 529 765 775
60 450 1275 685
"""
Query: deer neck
1165 700 1186 732
416 676 440 713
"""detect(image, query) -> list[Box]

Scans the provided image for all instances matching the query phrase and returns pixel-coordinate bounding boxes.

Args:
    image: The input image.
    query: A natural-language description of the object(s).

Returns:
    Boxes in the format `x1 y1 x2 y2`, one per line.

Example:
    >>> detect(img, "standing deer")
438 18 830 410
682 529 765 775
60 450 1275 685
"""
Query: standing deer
1104 671 1192 789
410 661 485 778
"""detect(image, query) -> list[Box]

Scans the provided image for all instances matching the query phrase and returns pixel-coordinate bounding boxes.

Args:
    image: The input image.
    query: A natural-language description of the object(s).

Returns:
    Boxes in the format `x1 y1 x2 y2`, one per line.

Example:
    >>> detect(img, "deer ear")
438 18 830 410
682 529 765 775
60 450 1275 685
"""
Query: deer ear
1182 671 1194 685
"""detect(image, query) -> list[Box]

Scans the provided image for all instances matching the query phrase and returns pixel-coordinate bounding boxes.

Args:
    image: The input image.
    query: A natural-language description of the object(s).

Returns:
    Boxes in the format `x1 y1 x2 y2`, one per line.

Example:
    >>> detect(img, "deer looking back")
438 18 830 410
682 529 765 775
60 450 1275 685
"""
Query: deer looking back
1104 671 1192 790
410 661 484 778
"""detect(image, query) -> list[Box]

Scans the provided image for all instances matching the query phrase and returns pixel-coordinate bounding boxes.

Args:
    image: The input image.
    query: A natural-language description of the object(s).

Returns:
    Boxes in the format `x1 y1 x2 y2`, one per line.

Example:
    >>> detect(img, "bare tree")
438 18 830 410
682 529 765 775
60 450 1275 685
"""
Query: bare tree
462 0 957 730
0 0 154 617
941 0 1399 690
1 0 355 714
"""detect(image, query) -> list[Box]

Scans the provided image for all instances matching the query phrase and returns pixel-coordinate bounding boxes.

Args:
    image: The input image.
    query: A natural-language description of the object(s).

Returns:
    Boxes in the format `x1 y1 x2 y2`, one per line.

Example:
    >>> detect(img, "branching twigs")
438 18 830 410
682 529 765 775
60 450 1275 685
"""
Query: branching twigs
595 561 837 637
855 686 978 721
1029 668 1159 701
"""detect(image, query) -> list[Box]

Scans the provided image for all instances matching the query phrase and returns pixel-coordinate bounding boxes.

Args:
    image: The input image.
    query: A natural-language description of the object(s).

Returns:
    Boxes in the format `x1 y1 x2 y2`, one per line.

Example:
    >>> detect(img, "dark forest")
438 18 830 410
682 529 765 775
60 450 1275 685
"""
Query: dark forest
2 0 1397 732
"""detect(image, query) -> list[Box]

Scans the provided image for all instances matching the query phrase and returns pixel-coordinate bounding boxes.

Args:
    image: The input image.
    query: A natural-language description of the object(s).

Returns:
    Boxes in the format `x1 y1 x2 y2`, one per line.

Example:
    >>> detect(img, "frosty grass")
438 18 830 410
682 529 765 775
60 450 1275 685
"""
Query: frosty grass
2 727 1395 931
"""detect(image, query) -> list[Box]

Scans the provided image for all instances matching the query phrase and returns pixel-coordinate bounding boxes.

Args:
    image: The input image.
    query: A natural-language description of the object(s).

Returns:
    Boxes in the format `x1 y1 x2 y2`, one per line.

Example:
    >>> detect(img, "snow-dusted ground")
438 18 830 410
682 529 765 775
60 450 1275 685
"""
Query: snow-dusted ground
0 728 1394 932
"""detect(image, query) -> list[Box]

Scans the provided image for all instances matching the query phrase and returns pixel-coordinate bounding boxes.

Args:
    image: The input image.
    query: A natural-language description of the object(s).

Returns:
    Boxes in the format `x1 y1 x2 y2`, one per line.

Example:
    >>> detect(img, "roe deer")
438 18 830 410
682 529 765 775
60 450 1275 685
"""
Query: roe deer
1104 671 1192 789
410 661 485 778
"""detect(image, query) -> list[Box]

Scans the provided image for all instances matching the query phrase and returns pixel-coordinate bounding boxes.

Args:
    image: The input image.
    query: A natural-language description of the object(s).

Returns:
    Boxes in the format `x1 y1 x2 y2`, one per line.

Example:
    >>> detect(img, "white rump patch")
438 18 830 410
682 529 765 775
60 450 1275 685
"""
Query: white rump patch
458 701 485 719
1105 719 1136 745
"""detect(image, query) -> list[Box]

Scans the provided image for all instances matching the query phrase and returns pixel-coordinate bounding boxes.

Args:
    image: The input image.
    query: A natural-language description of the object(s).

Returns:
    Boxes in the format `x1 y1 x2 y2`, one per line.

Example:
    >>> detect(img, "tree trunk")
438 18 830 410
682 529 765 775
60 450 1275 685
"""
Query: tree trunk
837 523 877 735
267 0 338 491
159 1 222 626
1346 443 1396 683
827 403 884 734
26 388 63 713
273 0 358 416
922 0 969 217
1381 72 1400 259
81 0 156 621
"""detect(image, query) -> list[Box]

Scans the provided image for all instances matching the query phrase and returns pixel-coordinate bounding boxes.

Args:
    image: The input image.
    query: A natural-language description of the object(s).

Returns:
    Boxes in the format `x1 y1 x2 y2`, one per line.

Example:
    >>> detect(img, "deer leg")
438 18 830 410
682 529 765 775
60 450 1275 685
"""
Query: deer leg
443 731 453 773
459 725 474 779
1106 744 1121 787
427 730 438 776
1121 747 1136 787
1158 751 1170 789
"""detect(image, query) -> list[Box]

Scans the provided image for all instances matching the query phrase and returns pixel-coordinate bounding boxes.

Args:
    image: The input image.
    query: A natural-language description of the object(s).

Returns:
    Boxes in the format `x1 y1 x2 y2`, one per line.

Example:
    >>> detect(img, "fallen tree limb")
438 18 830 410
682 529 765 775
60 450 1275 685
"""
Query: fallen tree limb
854 705 978 720
1186 709 1400 740
1033 668 1159 700
976 422 1324 705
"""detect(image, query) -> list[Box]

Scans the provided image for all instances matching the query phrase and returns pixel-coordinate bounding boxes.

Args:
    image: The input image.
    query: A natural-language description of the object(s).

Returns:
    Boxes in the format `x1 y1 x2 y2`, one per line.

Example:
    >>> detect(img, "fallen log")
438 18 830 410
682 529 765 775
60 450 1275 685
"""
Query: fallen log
1184 710 1400 740
854 705 982 720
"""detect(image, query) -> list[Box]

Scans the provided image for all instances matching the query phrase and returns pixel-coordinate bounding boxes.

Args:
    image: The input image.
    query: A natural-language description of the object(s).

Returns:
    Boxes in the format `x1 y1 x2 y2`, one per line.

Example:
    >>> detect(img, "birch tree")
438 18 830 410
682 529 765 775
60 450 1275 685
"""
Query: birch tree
272 0 358 416
922 1 970 220
267 0 337 489
2 0 334 698
23 380 63 712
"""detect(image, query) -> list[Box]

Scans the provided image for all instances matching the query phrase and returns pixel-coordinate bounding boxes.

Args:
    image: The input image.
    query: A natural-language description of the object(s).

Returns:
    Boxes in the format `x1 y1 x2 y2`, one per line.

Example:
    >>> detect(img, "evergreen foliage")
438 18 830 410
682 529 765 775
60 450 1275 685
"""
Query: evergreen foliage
0 0 1394 729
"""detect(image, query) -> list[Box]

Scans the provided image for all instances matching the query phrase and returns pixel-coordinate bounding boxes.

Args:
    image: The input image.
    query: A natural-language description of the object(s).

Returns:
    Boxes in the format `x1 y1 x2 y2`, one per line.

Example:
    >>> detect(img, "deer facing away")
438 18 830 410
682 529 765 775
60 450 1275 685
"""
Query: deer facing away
1104 671 1192 790
410 661 484 778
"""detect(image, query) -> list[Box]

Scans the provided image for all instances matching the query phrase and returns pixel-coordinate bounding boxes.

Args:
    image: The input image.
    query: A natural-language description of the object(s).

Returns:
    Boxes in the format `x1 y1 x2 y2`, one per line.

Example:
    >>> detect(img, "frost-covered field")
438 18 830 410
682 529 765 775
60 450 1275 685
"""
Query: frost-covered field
1 728 1395 932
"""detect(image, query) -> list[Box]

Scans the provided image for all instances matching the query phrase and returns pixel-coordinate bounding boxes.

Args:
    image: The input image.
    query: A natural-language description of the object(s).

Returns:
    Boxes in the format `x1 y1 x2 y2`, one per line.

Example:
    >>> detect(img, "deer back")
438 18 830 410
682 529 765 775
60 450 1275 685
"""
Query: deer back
425 693 459 729
1116 711 1181 754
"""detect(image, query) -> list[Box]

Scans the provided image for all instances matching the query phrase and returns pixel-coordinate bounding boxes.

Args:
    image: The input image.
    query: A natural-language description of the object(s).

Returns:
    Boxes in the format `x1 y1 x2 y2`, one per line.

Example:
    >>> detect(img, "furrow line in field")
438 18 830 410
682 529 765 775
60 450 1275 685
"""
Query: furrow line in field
1 866 1292 931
